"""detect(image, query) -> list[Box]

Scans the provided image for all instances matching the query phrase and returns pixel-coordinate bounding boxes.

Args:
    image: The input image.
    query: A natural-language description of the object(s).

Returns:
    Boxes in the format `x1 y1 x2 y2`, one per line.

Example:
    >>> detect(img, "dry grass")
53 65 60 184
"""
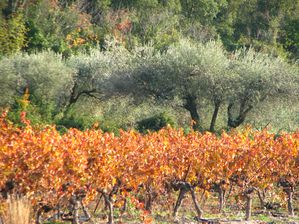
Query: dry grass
2 195 31 224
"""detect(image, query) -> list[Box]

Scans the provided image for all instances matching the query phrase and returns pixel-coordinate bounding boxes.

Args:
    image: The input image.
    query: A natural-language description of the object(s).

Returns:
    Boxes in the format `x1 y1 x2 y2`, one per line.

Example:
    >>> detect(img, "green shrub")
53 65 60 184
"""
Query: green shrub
99 119 125 135
56 114 97 131
137 112 176 133
7 91 56 127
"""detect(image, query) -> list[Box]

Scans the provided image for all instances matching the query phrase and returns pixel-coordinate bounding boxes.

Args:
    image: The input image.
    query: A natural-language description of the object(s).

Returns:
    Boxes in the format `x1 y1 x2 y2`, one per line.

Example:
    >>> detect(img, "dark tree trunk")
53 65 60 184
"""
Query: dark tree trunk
64 82 100 114
173 188 188 220
72 199 80 224
190 188 203 219
285 188 295 217
145 186 157 212
245 194 253 221
227 102 253 129
107 200 114 224
243 187 255 221
35 205 53 224
184 94 201 130
225 184 233 202
102 193 114 224
172 178 203 221
35 209 43 224
145 192 152 211
3 0 16 17
244 187 255 221
218 187 225 213
257 189 266 209
97 182 120 224
121 198 127 212
80 200 91 221
214 183 226 213
210 100 221 132
93 193 103 214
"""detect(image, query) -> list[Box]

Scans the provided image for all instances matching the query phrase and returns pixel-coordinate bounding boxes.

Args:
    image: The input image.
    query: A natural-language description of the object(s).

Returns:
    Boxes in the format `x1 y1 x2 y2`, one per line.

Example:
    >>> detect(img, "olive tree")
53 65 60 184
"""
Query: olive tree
132 39 233 130
0 51 74 110
131 39 299 131
0 45 137 121
189 42 236 132
0 57 19 107
227 48 299 129
65 44 136 112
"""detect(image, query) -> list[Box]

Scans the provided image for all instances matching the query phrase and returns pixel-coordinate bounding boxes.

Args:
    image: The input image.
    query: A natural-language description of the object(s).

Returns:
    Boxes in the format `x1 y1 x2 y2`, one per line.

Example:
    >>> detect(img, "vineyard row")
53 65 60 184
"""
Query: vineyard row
0 112 298 223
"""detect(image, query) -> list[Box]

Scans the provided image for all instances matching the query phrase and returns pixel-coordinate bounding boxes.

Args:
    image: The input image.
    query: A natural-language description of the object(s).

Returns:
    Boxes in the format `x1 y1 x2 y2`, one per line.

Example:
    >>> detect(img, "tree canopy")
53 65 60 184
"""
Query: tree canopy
0 0 298 59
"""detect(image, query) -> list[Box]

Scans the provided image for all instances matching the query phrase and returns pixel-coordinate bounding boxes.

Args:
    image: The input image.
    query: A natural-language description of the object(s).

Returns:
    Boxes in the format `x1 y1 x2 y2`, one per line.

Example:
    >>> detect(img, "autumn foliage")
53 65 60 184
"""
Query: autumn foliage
0 111 298 223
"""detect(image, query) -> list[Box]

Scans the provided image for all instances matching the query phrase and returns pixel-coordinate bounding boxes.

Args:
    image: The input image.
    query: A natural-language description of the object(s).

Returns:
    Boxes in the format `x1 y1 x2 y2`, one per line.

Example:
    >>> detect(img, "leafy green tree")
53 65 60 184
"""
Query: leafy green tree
213 0 243 50
220 0 299 58
131 39 299 131
106 0 182 50
281 18 299 59
180 0 227 25
74 0 111 23
24 0 99 55
0 13 27 55
111 0 158 9
130 9 181 50
1 0 33 17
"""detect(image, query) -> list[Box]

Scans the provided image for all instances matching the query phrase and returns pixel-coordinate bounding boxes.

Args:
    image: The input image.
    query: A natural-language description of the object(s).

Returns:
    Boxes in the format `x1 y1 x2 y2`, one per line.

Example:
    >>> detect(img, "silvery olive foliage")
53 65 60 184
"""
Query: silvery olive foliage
227 48 299 128
131 39 299 130
0 57 19 107
0 51 74 108
0 39 298 131
132 39 234 130
65 44 137 109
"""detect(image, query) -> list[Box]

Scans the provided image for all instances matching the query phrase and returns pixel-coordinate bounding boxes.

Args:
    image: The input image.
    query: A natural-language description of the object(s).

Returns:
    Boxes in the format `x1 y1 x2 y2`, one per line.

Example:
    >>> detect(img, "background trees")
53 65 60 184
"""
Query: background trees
131 39 298 131
1 0 298 59
1 39 297 132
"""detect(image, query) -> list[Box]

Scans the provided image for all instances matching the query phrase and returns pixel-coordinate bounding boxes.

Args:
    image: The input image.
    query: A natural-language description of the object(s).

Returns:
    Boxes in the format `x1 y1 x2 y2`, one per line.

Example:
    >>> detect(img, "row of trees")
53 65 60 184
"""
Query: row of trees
1 39 298 131
0 113 298 223
0 0 299 59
